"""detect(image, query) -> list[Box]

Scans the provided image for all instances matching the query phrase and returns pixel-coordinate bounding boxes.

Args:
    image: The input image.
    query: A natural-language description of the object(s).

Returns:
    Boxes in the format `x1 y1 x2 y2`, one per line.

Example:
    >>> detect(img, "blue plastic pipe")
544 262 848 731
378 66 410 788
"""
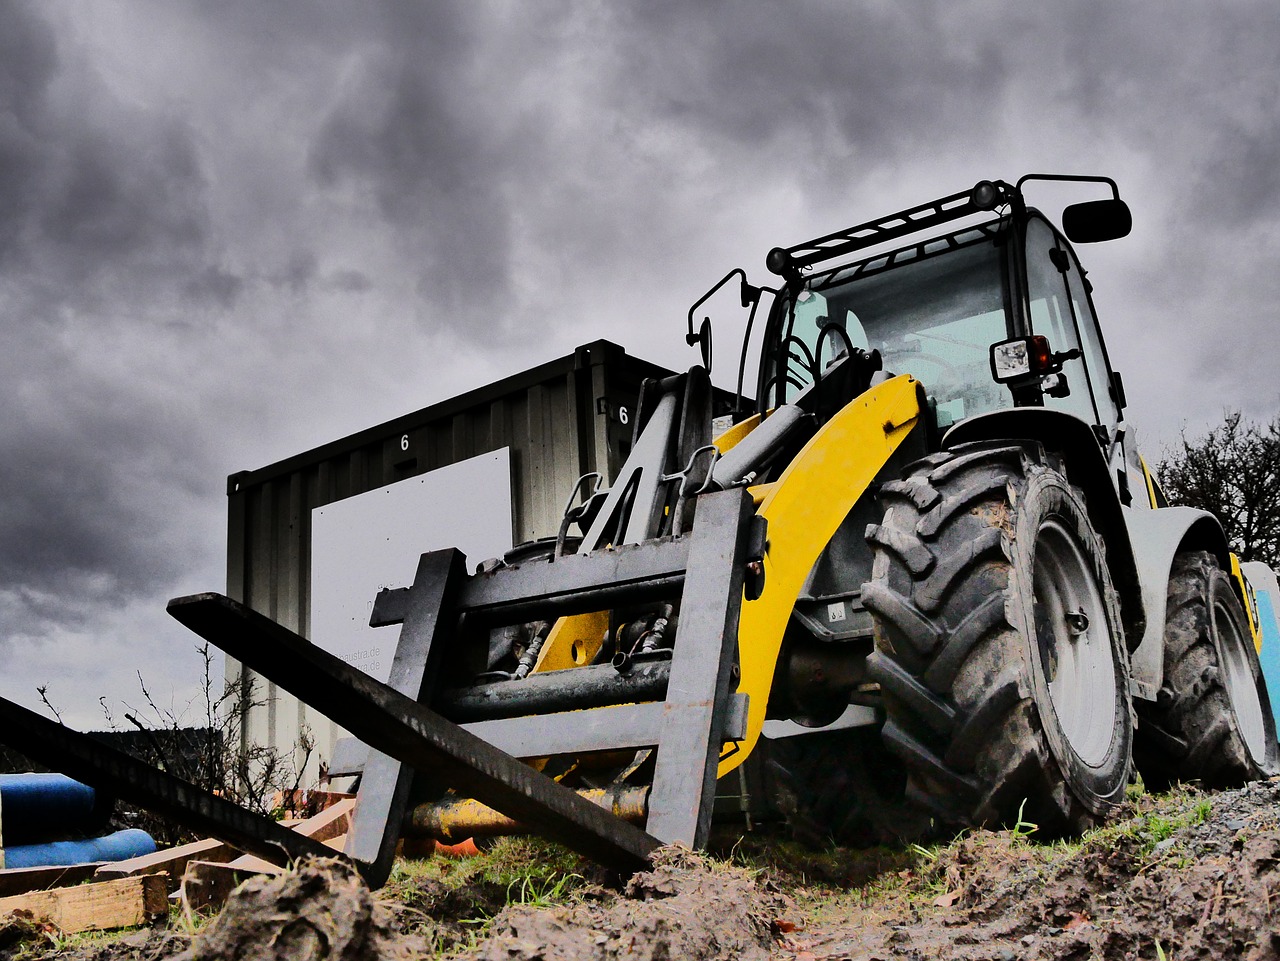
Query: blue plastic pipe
0 773 113 846
0 828 156 870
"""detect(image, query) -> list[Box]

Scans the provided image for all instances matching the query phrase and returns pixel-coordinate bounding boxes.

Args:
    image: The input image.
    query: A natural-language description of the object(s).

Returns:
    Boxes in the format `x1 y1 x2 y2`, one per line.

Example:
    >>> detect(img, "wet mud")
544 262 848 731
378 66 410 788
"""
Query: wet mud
465 846 789 961
9 780 1280 961
778 778 1280 960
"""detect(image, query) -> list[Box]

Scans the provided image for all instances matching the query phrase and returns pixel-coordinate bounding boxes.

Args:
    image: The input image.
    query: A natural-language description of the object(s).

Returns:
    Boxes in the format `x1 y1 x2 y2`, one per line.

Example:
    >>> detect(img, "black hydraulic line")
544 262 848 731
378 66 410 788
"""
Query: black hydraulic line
439 659 670 723
0 695 347 873
167 592 662 873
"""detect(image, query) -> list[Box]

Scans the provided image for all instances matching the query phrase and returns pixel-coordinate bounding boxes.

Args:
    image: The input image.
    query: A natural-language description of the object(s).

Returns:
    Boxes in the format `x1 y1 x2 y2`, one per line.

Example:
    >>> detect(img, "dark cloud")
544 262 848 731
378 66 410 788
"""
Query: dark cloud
0 3 222 665
0 7 212 327
604 3 1010 158
306 5 520 320
184 265 245 308
327 268 372 293
0 5 60 265
2 0 1279 726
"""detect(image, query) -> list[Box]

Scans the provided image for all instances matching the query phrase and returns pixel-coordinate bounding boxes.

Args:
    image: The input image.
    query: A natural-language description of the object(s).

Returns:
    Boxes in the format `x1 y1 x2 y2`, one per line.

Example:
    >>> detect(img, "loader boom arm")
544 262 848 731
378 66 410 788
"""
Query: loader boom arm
719 373 924 776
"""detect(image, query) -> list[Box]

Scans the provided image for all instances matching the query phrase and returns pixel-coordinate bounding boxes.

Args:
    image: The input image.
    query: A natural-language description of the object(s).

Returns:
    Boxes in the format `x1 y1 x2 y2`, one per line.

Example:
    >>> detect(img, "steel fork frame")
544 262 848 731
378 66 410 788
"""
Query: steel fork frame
168 486 754 885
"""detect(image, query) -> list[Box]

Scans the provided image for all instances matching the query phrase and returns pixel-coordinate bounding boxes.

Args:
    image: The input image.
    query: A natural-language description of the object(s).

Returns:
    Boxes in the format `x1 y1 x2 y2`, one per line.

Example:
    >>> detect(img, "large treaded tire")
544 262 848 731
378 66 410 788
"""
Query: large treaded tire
1135 551 1280 790
862 442 1133 835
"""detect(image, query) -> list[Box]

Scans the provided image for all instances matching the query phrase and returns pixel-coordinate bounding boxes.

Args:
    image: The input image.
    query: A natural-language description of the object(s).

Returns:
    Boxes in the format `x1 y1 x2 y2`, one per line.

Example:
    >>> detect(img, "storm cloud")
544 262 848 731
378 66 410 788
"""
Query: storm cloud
2 0 1278 726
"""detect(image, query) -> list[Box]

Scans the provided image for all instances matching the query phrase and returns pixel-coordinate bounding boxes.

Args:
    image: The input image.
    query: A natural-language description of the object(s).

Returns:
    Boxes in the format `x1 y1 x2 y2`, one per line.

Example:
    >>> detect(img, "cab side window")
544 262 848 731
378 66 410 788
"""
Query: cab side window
1060 242 1121 432
1023 218 1097 425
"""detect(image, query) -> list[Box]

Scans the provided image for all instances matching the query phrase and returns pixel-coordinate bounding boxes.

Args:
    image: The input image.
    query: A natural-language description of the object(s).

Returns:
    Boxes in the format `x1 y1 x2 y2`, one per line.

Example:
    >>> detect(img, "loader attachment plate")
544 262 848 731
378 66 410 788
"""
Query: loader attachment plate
169 485 757 885
168 592 663 877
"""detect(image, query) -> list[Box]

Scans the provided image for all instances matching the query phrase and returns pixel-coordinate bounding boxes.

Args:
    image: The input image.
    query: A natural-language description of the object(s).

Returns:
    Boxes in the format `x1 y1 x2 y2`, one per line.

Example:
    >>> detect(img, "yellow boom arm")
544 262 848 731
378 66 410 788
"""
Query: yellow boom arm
717 374 923 777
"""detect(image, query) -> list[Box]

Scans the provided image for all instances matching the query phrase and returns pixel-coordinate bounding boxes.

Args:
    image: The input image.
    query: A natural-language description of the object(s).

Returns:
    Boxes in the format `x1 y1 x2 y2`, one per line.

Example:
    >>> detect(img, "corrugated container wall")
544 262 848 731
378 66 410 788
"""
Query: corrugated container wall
225 341 680 774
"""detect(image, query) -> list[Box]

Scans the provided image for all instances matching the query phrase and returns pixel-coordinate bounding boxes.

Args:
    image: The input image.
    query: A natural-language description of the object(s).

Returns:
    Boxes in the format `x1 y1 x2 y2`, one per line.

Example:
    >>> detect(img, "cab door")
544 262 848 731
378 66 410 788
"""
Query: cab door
1022 215 1135 502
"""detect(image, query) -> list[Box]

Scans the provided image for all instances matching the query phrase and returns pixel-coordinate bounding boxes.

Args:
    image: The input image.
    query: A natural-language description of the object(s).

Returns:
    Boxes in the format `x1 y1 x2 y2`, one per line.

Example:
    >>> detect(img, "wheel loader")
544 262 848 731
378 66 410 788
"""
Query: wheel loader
4 173 1275 885
330 171 1275 859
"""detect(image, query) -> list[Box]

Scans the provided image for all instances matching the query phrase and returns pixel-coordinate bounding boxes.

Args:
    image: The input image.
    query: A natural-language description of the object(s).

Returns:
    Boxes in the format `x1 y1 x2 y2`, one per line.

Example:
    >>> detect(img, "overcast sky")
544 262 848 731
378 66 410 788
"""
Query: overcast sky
3 1 1278 733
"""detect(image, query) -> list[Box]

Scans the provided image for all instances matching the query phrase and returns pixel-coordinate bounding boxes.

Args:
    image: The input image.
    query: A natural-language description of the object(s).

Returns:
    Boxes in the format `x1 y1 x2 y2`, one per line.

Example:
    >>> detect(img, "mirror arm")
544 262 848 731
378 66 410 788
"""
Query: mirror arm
1015 173 1122 201
687 268 753 346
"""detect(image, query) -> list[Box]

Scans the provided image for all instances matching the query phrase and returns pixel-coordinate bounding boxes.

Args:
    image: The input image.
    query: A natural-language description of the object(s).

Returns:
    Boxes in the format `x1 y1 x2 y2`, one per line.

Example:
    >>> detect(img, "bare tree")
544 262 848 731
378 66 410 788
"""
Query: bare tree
1156 411 1280 568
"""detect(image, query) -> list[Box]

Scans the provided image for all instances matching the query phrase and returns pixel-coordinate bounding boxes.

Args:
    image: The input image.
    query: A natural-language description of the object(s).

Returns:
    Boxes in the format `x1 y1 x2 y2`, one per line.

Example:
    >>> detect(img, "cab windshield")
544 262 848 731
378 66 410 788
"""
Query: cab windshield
764 231 1011 428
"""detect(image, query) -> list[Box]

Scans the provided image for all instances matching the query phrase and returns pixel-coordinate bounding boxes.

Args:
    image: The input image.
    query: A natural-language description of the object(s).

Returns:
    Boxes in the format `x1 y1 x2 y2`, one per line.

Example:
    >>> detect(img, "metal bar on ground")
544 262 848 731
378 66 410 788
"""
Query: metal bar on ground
406 785 650 843
167 593 662 876
0 697 348 874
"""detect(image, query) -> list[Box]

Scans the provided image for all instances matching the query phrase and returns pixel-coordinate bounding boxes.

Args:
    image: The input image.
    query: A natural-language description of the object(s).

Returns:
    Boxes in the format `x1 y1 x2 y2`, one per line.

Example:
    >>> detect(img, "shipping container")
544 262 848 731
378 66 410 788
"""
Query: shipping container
224 340 703 778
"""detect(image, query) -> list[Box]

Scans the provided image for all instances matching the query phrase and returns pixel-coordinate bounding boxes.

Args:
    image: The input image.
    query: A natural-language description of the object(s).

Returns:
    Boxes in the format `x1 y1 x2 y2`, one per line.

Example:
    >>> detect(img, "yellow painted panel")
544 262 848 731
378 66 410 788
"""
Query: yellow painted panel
1230 553 1264 655
716 375 922 777
533 611 611 673
1138 454 1162 509
713 413 761 455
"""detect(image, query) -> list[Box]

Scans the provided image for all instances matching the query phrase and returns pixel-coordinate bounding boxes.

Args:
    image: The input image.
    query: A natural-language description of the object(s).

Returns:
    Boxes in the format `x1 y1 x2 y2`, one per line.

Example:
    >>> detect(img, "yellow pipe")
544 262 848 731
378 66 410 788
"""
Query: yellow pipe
406 785 649 842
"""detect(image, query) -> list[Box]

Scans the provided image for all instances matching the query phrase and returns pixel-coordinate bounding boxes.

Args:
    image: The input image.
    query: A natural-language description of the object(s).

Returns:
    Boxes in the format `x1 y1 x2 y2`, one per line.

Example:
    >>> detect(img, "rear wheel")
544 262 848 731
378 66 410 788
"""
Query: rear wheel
863 443 1133 834
1136 551 1280 789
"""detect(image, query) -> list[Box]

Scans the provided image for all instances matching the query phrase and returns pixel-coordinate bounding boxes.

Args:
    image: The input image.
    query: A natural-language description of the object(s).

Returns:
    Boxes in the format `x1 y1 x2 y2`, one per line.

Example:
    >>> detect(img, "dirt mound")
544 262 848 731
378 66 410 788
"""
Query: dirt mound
463 846 790 961
173 858 424 961
780 778 1280 960
8 846 787 961
19 781 1280 961
989 779 1280 959
174 847 787 961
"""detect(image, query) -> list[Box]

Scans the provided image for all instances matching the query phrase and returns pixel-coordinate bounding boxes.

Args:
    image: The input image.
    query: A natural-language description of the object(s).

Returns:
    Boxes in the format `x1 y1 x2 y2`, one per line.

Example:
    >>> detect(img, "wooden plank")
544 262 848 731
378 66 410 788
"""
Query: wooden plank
0 874 167 934
95 797 354 888
270 789 357 818
94 837 234 885
181 835 347 913
179 860 263 914
289 797 355 844
225 832 347 875
177 799 356 913
0 863 104 899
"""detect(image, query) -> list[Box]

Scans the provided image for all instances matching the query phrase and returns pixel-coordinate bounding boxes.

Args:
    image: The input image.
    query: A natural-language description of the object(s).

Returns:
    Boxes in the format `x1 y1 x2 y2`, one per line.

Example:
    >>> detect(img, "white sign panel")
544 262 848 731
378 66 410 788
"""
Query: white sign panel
310 449 513 685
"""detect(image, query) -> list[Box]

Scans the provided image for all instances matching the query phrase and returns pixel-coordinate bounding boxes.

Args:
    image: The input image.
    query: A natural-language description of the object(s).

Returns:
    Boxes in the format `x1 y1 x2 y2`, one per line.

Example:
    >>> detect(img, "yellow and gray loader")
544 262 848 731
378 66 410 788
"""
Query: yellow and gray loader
5 174 1278 885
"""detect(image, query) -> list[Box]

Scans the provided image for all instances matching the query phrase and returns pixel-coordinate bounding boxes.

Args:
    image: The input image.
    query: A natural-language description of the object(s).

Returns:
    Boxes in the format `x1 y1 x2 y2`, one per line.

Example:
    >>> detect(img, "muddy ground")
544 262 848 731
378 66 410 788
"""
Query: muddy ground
4 779 1279 960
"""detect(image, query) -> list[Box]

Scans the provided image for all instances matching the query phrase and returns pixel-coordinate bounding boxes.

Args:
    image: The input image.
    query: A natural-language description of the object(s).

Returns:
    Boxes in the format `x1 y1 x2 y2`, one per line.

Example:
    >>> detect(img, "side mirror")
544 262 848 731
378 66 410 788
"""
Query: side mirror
692 317 712 371
990 335 1080 383
1062 198 1132 243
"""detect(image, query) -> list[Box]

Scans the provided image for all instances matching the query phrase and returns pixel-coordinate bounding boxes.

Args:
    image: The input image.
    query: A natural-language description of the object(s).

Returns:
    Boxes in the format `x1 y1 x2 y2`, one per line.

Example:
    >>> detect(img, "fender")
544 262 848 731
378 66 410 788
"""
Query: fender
1124 507 1231 699
942 407 1146 649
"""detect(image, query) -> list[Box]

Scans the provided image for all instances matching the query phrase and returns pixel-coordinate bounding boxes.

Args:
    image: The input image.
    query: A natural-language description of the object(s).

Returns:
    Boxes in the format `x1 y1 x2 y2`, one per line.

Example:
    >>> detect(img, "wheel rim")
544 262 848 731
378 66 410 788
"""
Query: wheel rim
1215 595 1270 765
1032 518 1119 768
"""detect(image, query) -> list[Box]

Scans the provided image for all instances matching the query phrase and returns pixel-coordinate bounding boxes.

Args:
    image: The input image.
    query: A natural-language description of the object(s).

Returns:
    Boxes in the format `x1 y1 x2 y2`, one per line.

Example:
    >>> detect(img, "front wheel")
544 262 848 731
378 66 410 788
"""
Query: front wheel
863 443 1133 834
1135 551 1280 789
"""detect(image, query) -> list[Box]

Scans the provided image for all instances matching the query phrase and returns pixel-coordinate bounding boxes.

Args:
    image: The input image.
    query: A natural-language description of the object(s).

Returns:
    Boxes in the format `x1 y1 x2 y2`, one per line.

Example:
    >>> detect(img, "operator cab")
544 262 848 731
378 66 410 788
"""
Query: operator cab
757 220 1009 431
741 176 1133 466
679 175 1138 726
